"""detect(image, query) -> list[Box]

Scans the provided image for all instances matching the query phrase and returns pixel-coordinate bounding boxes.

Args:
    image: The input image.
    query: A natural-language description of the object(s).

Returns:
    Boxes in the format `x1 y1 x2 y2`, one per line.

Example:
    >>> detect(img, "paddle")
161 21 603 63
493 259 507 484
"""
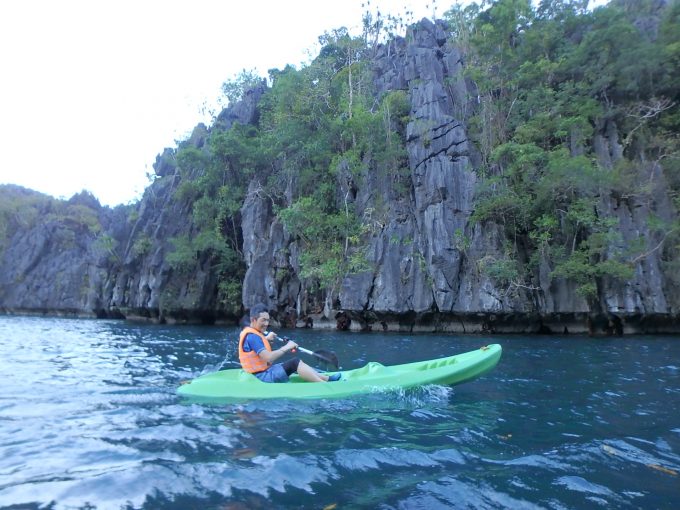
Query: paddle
273 335 339 370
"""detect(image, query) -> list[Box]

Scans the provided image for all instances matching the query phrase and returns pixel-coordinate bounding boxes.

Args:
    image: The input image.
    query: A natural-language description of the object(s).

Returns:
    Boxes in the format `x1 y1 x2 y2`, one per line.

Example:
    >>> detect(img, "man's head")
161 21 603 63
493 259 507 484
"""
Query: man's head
249 303 270 332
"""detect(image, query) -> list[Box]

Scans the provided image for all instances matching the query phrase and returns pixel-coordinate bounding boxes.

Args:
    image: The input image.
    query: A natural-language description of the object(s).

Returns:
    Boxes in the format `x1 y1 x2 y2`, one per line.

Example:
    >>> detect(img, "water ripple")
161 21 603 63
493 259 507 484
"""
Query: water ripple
1 318 680 509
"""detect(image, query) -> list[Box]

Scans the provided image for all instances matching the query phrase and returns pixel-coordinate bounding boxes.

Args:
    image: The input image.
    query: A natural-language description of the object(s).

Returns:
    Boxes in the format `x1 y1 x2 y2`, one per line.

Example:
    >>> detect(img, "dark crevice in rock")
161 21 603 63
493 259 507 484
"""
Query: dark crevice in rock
431 120 463 141
413 137 469 170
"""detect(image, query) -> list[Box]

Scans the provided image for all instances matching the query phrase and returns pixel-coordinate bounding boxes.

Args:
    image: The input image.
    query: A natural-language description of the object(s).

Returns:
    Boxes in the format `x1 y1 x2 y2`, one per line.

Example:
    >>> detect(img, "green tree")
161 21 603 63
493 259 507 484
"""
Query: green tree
462 0 679 305
221 68 262 105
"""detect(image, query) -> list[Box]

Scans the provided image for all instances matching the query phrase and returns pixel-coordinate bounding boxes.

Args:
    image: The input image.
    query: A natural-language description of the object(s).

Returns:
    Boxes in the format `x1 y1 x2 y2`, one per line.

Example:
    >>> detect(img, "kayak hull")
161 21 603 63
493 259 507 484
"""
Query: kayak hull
177 344 502 402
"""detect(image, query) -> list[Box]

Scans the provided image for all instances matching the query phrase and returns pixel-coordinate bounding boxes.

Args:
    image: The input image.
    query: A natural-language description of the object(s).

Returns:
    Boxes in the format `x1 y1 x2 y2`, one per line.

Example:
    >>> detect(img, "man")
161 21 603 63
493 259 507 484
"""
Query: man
238 303 341 383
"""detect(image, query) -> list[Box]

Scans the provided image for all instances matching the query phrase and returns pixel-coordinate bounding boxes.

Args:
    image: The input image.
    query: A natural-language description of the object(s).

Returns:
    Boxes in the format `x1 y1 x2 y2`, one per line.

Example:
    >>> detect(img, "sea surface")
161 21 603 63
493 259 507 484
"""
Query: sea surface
0 315 679 509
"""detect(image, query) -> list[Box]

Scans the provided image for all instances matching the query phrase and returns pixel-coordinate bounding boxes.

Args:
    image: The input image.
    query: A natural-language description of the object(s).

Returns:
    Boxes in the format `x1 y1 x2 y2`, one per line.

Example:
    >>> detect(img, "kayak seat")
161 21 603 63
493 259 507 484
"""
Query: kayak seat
346 361 385 378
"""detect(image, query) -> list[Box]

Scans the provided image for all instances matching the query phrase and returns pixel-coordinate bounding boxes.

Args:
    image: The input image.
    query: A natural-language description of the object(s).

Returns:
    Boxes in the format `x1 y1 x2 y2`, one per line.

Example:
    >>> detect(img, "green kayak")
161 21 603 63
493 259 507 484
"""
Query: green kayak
177 344 502 401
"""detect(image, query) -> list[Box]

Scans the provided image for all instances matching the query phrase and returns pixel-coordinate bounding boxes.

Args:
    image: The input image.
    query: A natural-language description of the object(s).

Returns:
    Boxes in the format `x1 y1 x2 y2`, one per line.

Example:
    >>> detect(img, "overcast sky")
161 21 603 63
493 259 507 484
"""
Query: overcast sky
0 0 607 207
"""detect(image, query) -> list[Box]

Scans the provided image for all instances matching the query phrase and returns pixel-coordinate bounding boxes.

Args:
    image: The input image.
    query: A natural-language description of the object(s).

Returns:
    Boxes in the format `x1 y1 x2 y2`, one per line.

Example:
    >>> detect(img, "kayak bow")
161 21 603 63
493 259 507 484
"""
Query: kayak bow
177 344 502 401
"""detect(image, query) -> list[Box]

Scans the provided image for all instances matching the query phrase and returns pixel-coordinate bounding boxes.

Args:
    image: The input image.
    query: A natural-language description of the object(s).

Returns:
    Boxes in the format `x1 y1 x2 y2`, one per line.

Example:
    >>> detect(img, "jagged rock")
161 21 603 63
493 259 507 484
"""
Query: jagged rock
214 80 266 131
153 148 177 177
335 19 512 319
67 190 101 209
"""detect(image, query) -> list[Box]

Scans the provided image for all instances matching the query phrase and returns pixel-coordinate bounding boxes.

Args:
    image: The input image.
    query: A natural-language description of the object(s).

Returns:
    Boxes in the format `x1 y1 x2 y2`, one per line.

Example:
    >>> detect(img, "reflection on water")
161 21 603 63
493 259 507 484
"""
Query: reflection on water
0 316 679 509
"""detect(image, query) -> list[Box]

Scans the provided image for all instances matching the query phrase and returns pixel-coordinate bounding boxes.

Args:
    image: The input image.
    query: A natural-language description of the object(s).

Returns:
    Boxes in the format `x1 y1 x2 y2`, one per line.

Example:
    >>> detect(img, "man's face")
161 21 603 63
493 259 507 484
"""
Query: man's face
252 312 270 333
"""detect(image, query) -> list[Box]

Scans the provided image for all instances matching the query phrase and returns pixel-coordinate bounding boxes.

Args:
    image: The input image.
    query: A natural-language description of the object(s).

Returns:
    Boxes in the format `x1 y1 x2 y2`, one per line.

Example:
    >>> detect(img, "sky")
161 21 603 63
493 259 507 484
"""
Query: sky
0 0 443 206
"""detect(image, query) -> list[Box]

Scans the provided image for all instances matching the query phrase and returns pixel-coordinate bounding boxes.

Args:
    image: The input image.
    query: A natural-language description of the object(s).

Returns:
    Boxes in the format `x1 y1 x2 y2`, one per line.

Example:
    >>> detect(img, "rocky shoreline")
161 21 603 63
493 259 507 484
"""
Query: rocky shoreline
3 308 678 336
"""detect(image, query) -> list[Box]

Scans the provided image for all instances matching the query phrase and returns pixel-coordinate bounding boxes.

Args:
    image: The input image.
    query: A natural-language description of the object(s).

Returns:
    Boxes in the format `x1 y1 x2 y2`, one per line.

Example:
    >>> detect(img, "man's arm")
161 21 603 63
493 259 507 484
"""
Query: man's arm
259 341 297 363
255 334 297 364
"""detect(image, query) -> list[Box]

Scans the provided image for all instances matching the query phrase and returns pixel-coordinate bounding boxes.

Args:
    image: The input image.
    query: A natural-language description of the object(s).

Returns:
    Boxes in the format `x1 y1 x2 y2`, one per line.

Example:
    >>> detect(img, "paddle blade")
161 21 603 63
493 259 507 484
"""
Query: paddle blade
313 349 339 370
275 335 340 370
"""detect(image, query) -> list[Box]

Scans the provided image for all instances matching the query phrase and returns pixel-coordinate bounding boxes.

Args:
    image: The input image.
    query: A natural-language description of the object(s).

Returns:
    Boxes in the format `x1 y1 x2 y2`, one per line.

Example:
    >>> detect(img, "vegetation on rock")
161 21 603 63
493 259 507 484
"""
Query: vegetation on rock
454 0 680 301
161 0 678 314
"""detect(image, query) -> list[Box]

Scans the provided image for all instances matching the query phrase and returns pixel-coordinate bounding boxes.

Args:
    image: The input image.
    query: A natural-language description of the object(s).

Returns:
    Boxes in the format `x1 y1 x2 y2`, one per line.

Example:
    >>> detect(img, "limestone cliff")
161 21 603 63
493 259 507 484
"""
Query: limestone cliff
1 17 678 334
239 19 679 333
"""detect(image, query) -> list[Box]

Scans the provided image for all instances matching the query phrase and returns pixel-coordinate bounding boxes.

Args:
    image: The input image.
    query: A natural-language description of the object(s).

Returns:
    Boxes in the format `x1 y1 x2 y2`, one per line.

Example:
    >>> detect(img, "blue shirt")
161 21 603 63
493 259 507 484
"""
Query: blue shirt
242 332 266 354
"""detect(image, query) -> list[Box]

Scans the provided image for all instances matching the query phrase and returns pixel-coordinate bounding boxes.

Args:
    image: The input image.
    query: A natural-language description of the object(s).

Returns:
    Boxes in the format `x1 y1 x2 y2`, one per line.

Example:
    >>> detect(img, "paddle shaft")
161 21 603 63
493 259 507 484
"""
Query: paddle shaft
293 345 315 356
268 333 339 369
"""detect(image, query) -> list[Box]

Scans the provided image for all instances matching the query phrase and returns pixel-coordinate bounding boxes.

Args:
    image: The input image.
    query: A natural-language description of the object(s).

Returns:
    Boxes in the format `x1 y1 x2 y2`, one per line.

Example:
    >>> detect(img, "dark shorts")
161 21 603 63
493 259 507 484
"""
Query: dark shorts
254 358 300 383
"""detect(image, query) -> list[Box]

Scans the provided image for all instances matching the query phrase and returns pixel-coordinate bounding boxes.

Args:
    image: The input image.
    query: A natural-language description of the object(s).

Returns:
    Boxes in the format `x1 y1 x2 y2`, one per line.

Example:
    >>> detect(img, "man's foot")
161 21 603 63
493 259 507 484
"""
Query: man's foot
327 373 342 382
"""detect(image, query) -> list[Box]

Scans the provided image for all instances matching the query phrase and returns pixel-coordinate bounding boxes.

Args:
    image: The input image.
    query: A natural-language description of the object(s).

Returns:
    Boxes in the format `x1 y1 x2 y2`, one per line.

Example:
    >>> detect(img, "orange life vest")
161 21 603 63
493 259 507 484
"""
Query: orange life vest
238 327 272 373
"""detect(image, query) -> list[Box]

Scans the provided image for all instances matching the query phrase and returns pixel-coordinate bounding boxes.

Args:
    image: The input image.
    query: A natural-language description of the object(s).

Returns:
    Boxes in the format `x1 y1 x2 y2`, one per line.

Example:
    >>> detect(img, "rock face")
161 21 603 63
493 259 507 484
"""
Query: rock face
1 19 678 333
333 20 517 323
237 19 680 334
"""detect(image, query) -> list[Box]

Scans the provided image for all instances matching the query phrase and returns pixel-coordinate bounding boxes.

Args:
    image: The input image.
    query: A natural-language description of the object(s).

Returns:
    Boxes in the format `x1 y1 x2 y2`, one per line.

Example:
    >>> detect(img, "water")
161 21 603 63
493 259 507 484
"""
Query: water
1 316 679 510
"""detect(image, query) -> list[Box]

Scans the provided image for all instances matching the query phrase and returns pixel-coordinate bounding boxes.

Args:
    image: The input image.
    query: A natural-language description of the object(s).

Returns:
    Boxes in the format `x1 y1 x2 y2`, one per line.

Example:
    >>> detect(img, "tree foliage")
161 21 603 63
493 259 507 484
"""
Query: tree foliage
0 186 105 257
450 0 680 301
162 18 409 312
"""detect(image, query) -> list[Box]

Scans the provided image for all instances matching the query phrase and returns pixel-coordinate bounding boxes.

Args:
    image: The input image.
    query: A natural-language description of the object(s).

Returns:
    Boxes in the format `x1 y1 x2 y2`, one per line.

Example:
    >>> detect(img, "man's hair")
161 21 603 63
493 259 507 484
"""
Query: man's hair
249 303 269 320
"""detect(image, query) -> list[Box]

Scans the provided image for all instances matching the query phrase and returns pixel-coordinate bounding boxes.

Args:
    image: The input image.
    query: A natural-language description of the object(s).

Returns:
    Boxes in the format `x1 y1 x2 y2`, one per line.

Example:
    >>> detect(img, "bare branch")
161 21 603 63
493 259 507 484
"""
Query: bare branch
623 97 676 148
630 228 677 265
